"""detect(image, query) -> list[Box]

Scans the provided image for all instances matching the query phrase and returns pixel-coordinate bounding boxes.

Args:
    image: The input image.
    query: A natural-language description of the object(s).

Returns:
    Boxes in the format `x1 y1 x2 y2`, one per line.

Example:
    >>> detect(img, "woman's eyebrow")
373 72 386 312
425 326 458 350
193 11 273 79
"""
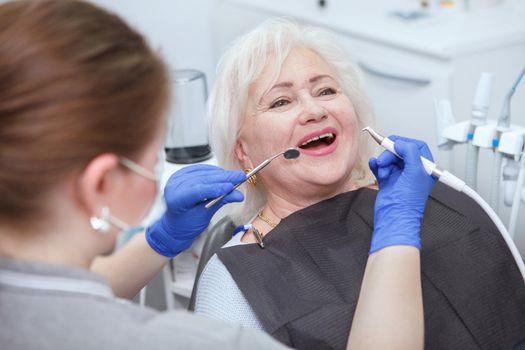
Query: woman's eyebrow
269 81 293 91
310 74 335 83
258 74 336 103
258 82 293 104
266 74 334 94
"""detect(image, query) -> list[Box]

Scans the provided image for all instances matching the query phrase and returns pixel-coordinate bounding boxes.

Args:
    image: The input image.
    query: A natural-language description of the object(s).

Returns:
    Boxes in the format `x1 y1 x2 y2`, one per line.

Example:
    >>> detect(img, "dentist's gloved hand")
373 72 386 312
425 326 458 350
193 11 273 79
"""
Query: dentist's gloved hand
146 164 245 258
368 136 437 254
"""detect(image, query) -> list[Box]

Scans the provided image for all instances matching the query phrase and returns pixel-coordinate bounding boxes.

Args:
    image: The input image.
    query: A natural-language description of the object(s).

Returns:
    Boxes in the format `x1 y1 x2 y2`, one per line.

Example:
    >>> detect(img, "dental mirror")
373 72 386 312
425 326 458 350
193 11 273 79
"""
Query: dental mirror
283 148 300 160
205 147 300 209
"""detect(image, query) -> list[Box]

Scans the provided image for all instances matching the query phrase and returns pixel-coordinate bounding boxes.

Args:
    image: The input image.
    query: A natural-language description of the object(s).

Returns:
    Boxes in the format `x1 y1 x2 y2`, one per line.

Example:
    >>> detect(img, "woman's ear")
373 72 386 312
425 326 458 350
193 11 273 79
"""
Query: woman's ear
75 153 120 216
235 139 254 169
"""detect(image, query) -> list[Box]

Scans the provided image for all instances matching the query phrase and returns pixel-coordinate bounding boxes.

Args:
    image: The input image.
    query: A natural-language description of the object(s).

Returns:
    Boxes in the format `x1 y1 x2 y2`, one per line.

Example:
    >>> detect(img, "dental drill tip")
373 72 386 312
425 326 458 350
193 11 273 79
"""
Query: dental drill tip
361 126 385 144
283 148 300 160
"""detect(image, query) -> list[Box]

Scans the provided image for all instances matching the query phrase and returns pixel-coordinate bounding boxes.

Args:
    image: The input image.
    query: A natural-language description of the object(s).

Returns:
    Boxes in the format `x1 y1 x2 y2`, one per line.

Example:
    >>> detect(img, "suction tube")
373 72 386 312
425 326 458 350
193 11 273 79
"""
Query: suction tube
509 157 525 239
465 73 493 190
465 143 479 189
362 127 525 283
489 152 503 213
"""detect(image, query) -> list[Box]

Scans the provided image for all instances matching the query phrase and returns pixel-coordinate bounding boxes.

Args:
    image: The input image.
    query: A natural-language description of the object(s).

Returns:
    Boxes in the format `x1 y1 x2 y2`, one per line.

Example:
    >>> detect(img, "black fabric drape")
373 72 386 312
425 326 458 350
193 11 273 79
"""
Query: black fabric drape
218 184 525 350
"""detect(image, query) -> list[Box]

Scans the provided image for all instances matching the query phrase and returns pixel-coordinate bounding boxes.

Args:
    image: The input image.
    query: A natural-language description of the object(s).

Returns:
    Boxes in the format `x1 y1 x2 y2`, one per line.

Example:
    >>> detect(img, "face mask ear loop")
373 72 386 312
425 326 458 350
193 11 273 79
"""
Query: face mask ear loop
90 206 131 233
106 213 130 232
119 157 157 182
89 206 112 234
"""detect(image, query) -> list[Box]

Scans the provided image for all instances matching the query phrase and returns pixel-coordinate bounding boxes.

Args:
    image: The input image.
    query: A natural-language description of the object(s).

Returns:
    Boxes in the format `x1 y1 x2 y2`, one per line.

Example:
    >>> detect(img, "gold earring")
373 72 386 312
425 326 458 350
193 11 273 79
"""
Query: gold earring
244 168 257 187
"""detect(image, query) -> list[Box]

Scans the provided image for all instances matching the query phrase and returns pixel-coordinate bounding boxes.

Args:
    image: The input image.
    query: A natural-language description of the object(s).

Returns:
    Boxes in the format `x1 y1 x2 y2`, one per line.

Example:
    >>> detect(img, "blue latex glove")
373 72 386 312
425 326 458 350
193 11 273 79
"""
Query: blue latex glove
368 136 437 254
146 164 245 257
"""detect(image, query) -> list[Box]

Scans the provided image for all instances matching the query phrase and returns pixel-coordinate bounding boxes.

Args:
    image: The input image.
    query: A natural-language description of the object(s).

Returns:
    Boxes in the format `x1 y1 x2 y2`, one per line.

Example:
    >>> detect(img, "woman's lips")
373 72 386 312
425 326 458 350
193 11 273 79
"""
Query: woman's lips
299 137 338 156
297 127 337 146
297 127 338 157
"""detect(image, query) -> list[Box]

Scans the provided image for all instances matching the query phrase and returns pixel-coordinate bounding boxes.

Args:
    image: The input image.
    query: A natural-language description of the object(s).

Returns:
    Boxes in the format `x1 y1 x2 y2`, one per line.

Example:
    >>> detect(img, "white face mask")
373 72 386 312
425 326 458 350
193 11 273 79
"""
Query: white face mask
113 149 165 234
92 150 165 250
138 149 166 227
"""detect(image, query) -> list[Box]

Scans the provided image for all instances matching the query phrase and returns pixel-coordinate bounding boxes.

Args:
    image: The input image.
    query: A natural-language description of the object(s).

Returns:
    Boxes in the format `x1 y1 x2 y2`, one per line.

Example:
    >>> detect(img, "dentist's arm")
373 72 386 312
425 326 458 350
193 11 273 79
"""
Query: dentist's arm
347 137 436 350
91 233 168 299
91 164 245 299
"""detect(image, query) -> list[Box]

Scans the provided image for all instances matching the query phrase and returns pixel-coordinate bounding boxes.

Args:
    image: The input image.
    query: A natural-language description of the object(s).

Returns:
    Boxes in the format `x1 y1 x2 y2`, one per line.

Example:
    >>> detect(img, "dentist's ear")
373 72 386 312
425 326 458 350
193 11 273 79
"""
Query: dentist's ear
75 153 120 217
235 139 254 170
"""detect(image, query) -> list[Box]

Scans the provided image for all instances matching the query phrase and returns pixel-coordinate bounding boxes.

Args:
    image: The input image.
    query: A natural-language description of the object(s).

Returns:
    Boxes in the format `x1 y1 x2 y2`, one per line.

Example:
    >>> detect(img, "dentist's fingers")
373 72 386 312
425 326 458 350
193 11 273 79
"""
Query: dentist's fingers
369 157 397 182
376 149 403 169
393 140 426 168
167 182 236 210
389 135 434 161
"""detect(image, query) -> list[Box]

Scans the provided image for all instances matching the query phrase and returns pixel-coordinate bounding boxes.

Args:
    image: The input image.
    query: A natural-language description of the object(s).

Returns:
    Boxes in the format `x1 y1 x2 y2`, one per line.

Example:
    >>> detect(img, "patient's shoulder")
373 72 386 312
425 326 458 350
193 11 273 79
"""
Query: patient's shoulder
195 254 265 331
429 182 495 230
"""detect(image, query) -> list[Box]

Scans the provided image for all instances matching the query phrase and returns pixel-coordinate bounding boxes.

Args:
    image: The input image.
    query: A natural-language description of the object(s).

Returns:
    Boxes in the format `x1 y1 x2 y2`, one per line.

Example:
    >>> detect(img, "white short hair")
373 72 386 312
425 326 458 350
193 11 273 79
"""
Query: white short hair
208 18 376 224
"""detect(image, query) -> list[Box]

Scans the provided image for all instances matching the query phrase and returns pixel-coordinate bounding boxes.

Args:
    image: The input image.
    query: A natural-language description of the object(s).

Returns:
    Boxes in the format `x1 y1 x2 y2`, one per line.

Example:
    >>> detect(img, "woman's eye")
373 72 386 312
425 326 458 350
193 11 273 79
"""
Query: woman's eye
270 99 289 109
318 88 337 96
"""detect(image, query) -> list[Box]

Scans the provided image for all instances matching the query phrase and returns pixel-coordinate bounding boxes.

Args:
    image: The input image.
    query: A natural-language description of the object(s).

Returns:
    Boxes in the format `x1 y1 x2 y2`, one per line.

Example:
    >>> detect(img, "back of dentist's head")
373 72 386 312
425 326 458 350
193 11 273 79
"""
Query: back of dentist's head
0 0 169 229
208 18 375 224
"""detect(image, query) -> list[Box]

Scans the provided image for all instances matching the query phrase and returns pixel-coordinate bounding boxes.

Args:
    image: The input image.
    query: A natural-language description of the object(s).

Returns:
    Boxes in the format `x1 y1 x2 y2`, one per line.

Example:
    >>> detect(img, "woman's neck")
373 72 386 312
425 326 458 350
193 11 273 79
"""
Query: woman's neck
0 224 96 269
241 179 359 244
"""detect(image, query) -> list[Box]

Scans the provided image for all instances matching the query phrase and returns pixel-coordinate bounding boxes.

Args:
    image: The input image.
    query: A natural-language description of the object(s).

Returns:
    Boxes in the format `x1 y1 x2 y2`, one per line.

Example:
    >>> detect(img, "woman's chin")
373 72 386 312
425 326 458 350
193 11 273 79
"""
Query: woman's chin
297 168 353 189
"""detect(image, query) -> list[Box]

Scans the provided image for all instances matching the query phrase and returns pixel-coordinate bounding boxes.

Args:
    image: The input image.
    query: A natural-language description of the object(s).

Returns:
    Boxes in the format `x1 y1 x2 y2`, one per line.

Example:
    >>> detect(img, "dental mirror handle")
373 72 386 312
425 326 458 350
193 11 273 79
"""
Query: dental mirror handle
204 151 285 209
203 178 245 209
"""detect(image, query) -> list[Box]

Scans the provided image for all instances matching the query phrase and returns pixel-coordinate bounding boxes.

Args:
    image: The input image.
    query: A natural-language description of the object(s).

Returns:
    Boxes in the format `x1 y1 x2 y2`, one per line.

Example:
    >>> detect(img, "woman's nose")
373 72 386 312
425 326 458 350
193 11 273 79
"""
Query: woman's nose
298 94 327 124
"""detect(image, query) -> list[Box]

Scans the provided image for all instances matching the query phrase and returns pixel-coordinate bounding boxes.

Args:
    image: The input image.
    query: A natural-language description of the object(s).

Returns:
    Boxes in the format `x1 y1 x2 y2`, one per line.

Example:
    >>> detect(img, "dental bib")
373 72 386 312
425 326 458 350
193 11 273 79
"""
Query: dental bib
218 184 525 350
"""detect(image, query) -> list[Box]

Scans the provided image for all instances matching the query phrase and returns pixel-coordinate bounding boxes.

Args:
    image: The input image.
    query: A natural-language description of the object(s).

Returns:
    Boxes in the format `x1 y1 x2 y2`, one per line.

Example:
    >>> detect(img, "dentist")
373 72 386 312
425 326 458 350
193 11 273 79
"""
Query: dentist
0 2 436 350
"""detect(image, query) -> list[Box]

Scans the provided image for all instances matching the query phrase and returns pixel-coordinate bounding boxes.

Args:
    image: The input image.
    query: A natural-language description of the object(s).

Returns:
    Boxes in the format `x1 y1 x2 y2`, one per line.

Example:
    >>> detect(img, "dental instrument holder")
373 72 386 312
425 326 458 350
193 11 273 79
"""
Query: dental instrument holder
434 99 457 151
204 148 300 209
165 69 212 164
362 126 525 283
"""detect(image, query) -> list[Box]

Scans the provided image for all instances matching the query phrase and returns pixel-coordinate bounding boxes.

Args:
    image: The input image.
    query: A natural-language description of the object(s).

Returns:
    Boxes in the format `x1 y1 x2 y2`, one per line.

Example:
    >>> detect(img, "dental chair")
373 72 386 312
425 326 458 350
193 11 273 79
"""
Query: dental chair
514 339 525 350
188 216 235 311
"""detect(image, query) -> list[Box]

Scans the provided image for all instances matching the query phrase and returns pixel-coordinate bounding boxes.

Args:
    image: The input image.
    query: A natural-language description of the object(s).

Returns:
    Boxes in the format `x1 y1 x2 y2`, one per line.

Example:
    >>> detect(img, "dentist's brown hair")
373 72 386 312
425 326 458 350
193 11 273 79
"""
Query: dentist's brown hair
0 0 169 225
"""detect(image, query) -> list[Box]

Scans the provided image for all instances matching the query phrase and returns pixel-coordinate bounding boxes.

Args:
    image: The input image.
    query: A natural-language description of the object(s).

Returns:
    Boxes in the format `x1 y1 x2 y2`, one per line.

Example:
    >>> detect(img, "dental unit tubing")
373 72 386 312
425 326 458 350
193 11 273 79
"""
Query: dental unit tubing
470 120 500 210
466 73 493 190
363 127 525 283
497 67 525 132
490 152 503 213
503 159 520 207
508 156 525 238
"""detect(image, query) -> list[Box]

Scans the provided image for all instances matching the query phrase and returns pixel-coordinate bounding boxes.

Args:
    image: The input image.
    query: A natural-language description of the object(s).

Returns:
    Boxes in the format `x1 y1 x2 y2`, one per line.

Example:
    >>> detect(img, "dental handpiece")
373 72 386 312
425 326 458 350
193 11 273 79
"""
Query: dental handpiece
362 126 525 283
204 147 300 209
362 127 466 192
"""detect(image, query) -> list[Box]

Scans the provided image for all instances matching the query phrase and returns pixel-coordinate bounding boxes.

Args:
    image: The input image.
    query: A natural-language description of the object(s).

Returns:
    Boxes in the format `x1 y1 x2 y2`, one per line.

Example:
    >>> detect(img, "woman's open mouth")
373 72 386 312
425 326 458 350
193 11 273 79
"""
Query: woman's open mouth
297 129 338 156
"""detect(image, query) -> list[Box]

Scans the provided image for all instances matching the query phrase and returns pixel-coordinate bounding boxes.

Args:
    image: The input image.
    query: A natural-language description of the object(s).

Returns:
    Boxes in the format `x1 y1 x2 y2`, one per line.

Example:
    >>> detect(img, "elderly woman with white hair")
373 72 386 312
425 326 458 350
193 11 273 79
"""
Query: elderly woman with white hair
195 19 525 350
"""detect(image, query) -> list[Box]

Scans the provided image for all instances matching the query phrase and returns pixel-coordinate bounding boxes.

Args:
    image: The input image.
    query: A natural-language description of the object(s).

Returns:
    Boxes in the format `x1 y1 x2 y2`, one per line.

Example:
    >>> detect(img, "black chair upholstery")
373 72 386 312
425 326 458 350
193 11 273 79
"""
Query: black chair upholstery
514 338 525 350
188 216 235 311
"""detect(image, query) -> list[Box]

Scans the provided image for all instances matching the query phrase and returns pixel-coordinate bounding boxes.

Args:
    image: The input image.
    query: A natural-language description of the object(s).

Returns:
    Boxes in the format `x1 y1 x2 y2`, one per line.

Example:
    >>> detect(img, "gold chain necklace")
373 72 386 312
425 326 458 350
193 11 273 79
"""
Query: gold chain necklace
257 211 279 228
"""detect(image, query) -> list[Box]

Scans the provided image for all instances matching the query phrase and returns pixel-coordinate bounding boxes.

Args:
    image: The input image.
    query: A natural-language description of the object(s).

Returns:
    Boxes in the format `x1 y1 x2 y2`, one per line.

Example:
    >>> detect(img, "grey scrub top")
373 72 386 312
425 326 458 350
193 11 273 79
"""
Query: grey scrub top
0 257 288 350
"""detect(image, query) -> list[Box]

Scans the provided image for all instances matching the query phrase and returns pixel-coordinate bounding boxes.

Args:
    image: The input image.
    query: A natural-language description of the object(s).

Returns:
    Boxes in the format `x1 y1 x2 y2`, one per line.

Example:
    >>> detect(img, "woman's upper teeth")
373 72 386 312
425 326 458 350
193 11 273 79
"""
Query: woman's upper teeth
301 132 334 146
